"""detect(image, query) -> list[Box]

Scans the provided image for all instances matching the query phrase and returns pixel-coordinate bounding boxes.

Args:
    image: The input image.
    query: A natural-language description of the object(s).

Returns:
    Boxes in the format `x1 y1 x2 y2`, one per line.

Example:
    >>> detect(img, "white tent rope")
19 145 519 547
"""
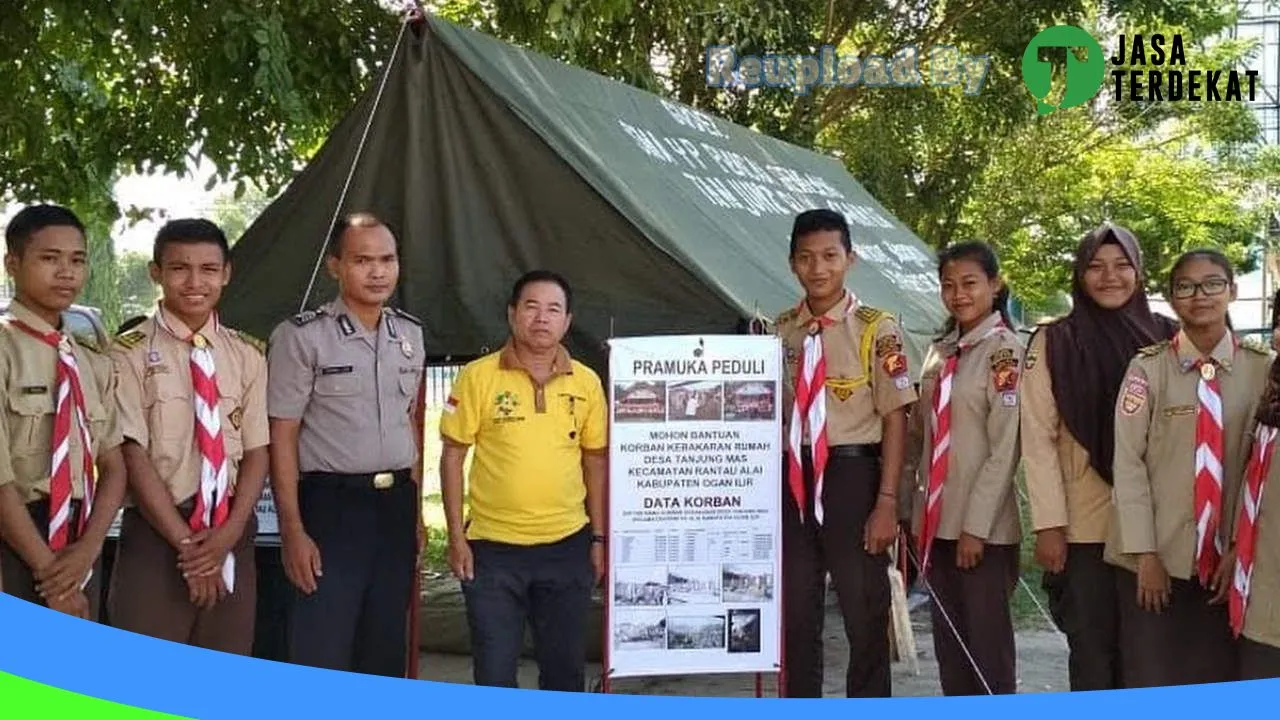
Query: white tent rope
299 17 411 312
1011 484 1074 649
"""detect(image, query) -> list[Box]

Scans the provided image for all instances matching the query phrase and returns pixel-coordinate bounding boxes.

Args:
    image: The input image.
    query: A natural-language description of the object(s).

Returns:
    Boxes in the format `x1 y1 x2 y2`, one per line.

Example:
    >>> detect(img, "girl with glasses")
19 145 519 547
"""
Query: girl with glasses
1108 248 1271 687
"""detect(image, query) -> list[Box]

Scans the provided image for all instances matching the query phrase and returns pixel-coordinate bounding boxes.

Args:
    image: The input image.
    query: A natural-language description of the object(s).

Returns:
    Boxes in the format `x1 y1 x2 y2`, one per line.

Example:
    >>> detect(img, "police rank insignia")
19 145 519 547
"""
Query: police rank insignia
1120 374 1149 416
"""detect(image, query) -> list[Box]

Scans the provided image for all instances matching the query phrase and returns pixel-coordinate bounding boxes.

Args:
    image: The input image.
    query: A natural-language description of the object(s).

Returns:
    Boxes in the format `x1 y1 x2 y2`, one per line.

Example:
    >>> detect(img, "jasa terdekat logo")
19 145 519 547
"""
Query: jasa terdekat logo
1022 25 1261 115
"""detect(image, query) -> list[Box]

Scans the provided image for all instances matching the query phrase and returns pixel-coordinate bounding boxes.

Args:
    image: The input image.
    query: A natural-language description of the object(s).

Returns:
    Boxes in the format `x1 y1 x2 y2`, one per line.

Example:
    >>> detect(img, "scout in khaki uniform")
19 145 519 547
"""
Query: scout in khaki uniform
0 203 128 621
1108 249 1271 687
901 242 1022 696
1229 294 1280 680
267 213 426 677
775 209 916 698
1020 224 1178 691
106 219 269 654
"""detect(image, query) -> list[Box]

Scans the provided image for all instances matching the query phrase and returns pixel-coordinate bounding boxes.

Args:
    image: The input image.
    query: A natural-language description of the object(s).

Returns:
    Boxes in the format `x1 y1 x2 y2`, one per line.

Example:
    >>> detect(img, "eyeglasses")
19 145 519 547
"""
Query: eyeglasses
1170 277 1230 299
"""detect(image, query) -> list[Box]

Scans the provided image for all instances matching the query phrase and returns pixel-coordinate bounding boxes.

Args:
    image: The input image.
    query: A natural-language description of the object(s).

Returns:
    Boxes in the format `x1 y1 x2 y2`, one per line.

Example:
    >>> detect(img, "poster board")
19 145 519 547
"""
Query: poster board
605 334 783 679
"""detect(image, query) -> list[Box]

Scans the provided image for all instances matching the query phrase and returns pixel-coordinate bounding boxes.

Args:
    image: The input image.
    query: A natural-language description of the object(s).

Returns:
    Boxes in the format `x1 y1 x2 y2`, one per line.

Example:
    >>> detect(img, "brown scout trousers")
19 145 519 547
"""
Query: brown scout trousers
925 539 1019 695
107 500 257 654
1240 637 1280 679
782 448 892 698
1041 543 1123 690
0 499 102 620
1115 568 1239 687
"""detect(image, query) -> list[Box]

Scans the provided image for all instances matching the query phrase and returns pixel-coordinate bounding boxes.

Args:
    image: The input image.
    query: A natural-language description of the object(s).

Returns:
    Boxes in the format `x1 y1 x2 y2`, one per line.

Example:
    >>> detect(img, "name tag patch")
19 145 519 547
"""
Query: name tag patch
21 386 47 395
1163 405 1196 417
321 365 354 376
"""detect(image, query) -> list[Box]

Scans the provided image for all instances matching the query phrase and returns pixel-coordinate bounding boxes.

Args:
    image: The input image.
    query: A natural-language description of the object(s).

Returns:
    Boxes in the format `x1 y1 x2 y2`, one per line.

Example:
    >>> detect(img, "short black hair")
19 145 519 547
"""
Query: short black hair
153 218 230 265
789 208 851 257
508 270 573 312
4 203 86 256
327 212 393 257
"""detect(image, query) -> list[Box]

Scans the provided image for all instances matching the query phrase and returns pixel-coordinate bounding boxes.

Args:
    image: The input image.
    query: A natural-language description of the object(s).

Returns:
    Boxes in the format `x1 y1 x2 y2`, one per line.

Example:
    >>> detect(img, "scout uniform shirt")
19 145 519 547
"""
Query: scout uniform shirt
902 311 1023 545
776 291 919 447
110 307 269 508
266 297 425 475
438 340 607 546
1020 326 1115 543
0 299 123 505
1243 448 1280 650
1107 330 1271 577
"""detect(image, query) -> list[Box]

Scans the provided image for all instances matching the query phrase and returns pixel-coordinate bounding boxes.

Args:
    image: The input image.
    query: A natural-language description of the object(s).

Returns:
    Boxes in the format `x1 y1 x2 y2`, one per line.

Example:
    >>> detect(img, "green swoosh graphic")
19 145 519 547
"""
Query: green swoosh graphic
0 671 192 718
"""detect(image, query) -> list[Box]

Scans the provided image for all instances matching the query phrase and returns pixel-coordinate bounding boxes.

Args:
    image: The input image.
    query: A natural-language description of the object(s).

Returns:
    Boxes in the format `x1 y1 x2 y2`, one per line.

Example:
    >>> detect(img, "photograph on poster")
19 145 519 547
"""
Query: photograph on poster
667 564 721 604
667 381 724 422
723 381 777 422
666 614 726 650
613 381 668 423
614 565 669 606
614 610 667 651
728 608 762 654
721 563 774 602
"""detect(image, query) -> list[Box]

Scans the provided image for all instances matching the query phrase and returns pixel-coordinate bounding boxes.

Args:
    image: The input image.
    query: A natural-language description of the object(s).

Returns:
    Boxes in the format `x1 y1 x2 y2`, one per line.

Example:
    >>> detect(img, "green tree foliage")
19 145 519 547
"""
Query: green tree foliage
116 250 158 320
0 0 399 327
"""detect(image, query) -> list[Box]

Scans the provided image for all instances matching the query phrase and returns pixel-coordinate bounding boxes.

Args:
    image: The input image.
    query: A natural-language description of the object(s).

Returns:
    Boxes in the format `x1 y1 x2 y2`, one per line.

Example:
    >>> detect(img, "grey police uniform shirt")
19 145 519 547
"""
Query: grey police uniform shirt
266 296 426 474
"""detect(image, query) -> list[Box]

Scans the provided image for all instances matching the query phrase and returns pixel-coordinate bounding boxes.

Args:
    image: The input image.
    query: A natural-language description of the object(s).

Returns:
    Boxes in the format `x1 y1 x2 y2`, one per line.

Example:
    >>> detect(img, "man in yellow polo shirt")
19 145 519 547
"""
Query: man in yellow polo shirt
439 269 607 692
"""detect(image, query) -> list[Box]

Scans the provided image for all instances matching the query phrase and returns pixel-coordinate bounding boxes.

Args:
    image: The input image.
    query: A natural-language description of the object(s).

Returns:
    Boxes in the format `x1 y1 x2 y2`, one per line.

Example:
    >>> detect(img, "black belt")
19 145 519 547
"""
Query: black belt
799 443 881 458
302 468 411 490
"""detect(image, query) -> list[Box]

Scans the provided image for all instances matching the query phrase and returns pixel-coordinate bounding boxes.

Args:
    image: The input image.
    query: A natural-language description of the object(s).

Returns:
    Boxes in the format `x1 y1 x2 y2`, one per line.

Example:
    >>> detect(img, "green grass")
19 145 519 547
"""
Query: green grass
1010 466 1055 631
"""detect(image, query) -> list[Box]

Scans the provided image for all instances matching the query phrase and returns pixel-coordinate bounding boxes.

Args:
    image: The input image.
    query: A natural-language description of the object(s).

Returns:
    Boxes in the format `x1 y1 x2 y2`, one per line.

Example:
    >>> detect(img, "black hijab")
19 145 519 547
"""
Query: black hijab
1044 224 1180 485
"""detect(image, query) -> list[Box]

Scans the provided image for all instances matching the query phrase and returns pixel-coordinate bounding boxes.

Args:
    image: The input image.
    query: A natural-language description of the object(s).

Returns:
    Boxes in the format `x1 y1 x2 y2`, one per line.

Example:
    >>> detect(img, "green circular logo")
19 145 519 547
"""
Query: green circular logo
1022 25 1106 115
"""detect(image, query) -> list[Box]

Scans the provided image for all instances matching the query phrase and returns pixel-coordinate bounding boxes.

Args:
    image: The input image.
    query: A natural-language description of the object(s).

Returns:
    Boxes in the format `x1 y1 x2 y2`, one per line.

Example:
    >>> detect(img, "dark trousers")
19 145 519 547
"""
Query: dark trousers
1041 543 1123 691
0 499 101 621
926 539 1019 695
1116 568 1239 687
287 470 418 677
1241 637 1280 679
107 502 257 654
782 451 891 698
461 524 594 691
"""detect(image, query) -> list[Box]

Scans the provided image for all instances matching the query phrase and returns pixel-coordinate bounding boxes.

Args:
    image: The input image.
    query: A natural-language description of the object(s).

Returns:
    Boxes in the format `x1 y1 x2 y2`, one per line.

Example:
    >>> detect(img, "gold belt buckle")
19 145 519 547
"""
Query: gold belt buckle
373 472 395 490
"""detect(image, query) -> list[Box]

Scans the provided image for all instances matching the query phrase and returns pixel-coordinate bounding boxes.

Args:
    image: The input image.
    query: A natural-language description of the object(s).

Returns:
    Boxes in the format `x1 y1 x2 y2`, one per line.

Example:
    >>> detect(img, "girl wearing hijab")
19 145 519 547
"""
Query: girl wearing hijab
1108 248 1270 687
1020 224 1179 691
1231 289 1280 680
902 241 1024 695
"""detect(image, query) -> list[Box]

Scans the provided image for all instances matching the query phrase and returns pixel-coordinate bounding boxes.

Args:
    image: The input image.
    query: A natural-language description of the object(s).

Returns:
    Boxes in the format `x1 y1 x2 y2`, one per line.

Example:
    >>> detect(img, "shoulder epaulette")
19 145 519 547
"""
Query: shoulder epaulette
116 315 147 334
232 329 267 355
1241 334 1270 355
1138 340 1170 357
390 307 422 326
855 305 891 324
776 307 799 325
114 328 147 350
77 336 103 354
289 308 327 327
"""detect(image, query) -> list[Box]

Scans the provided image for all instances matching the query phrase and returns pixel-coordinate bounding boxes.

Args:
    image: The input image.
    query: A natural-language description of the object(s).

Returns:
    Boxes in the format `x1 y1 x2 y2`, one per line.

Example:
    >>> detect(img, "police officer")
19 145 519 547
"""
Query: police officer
0 203 128 620
775 209 916 698
266 212 425 677
106 218 269 654
1109 249 1269 687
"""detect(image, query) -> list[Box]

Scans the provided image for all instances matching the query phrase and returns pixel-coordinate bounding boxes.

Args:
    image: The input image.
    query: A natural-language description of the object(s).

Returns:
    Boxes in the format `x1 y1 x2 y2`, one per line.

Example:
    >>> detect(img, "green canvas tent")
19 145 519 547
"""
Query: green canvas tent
221 14 947 374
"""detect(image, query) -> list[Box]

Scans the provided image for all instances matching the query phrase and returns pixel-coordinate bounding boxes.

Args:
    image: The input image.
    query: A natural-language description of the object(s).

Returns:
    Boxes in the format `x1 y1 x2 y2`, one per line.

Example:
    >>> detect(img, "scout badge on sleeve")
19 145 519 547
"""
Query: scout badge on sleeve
877 333 910 390
1119 374 1148 416
990 347 1020 406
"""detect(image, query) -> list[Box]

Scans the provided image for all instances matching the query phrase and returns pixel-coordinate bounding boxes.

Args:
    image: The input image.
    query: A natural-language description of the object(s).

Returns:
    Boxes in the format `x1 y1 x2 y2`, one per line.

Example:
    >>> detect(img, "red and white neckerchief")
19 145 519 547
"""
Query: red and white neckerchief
919 320 1004 576
155 311 235 592
1231 422 1277 636
1175 333 1235 587
7 320 95 552
786 292 854 525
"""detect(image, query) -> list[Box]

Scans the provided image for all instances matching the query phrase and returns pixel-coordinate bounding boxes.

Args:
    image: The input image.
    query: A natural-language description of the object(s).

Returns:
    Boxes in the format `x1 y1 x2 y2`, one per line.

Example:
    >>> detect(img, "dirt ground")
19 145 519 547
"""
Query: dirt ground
415 598 1071 697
